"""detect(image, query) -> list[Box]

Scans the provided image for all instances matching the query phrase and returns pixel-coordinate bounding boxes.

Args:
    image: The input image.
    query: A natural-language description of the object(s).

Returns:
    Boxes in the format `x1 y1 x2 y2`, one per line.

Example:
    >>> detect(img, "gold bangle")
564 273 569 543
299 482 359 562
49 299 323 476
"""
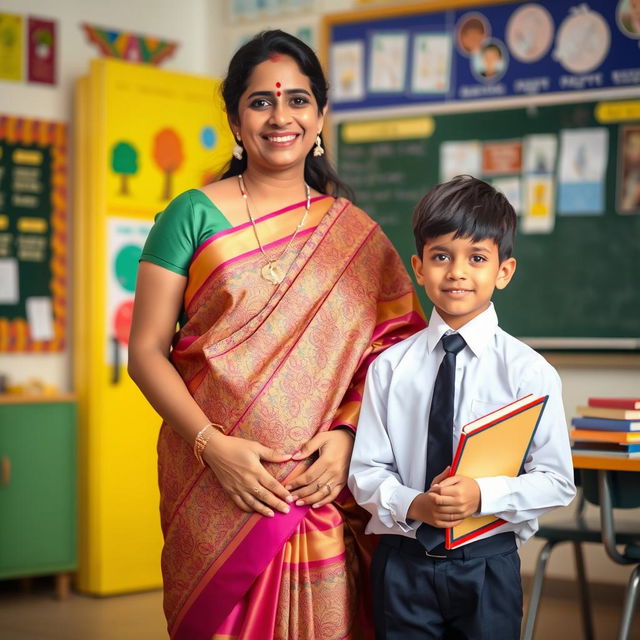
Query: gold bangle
193 422 225 466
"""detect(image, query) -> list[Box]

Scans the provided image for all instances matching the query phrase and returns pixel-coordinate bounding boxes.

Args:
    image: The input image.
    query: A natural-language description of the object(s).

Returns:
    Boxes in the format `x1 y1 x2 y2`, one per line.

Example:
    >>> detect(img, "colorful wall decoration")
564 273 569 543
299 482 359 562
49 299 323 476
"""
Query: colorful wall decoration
0 116 68 352
81 24 179 66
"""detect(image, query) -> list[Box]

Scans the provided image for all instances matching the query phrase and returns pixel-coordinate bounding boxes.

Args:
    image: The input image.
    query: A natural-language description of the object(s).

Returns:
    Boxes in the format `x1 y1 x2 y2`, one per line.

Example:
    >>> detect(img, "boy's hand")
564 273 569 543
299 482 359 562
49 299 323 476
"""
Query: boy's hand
407 490 466 528
431 475 481 521
407 466 464 528
407 471 481 528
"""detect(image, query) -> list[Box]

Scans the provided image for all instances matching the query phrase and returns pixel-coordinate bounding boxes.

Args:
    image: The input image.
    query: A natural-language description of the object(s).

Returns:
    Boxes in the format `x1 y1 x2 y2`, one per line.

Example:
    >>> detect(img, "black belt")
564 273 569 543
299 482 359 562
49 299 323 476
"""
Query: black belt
379 531 516 560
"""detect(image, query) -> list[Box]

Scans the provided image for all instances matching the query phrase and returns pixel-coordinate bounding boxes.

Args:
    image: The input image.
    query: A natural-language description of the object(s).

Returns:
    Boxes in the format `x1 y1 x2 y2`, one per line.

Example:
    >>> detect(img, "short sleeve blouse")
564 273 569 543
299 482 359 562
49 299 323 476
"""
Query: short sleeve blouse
140 189 232 275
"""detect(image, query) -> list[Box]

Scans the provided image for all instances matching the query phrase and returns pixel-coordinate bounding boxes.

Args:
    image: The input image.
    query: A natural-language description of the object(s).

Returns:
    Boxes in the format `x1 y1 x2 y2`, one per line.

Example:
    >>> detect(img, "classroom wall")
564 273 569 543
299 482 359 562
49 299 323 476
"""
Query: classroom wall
0 0 225 390
1 0 638 590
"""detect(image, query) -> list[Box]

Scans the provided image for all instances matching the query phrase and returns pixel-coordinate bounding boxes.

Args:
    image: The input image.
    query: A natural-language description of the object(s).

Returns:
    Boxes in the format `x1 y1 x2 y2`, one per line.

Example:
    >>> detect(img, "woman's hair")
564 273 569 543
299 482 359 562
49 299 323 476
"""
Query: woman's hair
220 30 353 199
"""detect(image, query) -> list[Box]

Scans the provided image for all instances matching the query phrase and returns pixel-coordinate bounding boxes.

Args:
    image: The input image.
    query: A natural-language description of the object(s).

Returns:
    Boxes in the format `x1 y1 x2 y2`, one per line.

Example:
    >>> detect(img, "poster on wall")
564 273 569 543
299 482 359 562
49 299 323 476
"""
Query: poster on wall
0 13 24 82
411 33 452 94
97 59 234 216
28 17 57 85
106 218 151 366
330 41 365 103
0 116 68 351
557 127 608 215
329 0 640 111
368 32 409 93
618 124 640 214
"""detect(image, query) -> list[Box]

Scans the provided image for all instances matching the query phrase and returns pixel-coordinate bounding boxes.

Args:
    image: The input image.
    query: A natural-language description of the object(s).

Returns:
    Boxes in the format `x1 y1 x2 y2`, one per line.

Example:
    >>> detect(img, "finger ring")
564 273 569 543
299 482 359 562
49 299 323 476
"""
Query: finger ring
316 482 322 492
253 487 261 495
325 483 332 493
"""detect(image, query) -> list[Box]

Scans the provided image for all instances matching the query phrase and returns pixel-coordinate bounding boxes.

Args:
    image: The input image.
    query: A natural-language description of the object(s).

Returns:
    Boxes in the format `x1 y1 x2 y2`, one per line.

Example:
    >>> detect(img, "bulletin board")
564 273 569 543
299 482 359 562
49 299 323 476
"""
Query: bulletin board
336 102 640 346
0 116 67 352
324 0 640 111
324 0 640 349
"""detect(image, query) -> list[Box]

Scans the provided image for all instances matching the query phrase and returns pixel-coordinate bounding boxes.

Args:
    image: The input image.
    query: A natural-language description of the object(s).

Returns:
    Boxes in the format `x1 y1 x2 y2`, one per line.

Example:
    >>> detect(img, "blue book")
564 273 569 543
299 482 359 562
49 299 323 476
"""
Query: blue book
571 417 640 431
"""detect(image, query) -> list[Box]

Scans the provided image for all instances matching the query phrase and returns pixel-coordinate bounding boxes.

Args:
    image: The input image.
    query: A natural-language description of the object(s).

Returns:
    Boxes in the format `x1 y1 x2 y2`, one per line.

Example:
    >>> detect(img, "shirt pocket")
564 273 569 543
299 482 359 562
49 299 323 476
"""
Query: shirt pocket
469 398 512 421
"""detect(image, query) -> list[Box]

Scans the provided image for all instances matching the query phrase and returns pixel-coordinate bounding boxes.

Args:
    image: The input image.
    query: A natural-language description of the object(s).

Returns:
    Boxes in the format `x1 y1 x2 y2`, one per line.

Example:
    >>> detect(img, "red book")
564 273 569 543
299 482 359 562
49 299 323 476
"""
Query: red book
588 397 640 410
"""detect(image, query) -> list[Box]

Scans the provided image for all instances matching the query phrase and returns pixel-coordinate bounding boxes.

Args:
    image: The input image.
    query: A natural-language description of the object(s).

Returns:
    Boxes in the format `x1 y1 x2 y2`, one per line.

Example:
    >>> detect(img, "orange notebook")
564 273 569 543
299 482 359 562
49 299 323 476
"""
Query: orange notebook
446 395 547 550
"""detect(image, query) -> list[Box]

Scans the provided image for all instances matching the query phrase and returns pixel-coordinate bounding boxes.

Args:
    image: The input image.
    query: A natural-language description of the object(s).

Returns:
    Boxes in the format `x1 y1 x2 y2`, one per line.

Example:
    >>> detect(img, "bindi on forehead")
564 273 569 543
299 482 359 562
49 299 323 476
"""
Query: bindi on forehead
275 81 282 96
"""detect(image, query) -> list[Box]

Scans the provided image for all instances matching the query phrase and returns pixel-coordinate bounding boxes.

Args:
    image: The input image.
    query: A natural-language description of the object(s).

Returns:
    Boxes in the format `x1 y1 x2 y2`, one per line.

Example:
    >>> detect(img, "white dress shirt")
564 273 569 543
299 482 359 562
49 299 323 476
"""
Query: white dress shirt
348 303 576 546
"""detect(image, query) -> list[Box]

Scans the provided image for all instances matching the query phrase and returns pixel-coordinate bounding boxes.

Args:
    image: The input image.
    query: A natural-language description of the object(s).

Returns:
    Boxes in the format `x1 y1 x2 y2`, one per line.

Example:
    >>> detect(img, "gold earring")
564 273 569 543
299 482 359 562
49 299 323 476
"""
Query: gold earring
232 133 243 160
313 134 324 157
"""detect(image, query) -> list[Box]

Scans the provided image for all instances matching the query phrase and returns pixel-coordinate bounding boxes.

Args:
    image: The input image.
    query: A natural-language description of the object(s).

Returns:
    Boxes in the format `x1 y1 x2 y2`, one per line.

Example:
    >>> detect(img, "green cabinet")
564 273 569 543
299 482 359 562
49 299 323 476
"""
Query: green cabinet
0 398 77 581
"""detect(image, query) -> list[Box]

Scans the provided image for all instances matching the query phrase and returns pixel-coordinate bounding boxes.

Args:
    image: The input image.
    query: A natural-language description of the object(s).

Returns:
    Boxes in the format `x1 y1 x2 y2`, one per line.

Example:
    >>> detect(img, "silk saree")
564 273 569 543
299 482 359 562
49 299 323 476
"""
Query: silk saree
158 195 424 639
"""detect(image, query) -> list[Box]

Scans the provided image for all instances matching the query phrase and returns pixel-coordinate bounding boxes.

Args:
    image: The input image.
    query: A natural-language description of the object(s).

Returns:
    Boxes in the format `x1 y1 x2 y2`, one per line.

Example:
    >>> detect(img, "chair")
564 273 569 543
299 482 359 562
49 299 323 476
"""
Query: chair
522 469 640 640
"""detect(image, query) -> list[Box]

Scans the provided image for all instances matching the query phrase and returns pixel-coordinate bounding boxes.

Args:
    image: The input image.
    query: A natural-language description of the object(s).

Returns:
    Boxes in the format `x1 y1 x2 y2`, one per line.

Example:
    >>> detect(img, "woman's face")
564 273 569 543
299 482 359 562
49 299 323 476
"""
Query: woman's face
232 54 325 173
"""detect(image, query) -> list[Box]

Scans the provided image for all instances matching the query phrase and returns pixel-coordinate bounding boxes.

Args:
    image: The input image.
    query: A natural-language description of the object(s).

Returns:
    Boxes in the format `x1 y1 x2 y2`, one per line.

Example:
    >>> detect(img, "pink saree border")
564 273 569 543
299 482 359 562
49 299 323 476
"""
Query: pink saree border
372 311 424 342
191 195 330 262
185 226 317 318
171 503 310 639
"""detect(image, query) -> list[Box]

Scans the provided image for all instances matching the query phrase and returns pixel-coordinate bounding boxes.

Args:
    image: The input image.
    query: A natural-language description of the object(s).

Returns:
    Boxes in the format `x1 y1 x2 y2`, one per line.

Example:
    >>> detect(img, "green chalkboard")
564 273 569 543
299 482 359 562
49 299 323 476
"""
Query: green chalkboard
336 101 640 346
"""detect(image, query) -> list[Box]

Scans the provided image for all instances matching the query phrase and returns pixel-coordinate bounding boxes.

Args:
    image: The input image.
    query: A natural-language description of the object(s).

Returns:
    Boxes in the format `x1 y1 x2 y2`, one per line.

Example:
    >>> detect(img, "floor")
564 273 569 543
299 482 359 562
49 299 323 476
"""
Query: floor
0 576 638 639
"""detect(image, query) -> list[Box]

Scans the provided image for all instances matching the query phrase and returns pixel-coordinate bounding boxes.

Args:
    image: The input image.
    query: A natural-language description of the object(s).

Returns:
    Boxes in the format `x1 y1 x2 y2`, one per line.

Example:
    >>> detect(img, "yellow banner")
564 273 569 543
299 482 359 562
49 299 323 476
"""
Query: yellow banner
595 101 640 123
342 117 434 143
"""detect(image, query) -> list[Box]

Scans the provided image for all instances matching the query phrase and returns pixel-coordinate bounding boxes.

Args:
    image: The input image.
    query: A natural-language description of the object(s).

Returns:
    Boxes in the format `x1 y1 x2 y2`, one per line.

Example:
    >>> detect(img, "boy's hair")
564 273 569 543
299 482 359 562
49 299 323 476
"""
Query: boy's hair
412 175 517 261
483 43 502 58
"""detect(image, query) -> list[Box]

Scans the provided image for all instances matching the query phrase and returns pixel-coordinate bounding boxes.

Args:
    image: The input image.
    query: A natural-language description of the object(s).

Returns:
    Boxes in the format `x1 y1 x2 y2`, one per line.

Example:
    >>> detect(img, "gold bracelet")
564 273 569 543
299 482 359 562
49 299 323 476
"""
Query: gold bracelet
193 422 225 466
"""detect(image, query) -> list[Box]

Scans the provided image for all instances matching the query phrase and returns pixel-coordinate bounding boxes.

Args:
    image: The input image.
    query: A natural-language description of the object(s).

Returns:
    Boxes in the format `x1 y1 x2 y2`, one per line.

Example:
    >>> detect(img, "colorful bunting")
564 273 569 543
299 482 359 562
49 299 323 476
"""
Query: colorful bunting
81 23 178 66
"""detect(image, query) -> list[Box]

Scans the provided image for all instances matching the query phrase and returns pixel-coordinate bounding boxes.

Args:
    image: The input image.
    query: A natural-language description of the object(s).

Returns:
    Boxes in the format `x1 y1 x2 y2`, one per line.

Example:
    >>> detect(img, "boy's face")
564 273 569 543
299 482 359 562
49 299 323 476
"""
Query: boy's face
483 48 501 74
411 232 516 330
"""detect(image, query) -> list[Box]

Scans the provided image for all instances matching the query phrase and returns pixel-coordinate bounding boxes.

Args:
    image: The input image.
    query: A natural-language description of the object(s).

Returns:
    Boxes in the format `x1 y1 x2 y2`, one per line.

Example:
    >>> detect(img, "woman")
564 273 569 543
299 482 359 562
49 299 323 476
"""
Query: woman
129 30 424 640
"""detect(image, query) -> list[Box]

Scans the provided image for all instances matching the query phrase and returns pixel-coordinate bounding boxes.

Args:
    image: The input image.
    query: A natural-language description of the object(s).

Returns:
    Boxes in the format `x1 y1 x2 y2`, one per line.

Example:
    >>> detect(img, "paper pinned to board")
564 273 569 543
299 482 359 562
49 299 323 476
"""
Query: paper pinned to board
26 296 54 341
0 258 19 304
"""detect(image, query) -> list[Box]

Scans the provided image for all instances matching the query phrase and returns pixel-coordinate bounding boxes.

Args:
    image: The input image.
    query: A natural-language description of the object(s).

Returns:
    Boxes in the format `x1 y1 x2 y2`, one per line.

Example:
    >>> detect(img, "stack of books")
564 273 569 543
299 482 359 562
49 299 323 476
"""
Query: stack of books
570 397 640 458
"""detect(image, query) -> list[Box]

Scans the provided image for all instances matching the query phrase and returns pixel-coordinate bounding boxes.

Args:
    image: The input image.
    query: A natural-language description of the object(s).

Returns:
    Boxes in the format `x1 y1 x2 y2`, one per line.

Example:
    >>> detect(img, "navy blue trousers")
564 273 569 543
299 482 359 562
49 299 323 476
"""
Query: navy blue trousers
371 532 523 640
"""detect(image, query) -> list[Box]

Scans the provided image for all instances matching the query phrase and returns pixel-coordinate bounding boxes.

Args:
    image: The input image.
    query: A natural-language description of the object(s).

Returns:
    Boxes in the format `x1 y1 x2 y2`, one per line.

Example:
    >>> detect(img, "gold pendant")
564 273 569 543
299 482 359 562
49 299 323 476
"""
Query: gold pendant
261 261 284 285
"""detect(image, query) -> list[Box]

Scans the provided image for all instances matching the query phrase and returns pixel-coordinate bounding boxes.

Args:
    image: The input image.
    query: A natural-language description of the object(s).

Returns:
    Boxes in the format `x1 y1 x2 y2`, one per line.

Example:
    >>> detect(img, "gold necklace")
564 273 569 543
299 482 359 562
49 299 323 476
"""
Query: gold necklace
238 173 311 285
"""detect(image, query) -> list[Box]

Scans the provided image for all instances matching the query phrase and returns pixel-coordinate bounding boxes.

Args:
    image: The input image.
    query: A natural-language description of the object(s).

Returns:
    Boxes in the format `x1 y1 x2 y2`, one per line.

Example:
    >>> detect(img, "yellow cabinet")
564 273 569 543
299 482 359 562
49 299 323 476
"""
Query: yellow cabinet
74 59 233 594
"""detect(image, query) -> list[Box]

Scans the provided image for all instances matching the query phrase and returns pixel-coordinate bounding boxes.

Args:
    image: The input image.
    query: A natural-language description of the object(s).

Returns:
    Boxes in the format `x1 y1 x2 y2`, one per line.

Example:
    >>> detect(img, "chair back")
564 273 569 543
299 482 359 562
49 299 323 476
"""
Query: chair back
580 469 640 509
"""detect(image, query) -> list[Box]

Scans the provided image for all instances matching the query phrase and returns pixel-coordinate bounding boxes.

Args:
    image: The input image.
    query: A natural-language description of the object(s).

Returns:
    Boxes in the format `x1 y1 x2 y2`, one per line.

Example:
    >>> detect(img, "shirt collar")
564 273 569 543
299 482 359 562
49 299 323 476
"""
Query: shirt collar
426 303 499 358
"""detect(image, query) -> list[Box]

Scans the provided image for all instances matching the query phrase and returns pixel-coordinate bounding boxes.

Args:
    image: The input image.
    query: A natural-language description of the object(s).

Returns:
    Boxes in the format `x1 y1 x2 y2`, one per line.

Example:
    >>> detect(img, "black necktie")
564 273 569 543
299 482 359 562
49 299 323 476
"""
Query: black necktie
416 332 467 552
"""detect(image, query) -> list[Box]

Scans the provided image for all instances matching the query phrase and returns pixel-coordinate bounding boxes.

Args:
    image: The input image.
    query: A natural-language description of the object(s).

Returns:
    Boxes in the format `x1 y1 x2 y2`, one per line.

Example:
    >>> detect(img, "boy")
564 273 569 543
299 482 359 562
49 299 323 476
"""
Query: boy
480 43 504 79
348 176 575 640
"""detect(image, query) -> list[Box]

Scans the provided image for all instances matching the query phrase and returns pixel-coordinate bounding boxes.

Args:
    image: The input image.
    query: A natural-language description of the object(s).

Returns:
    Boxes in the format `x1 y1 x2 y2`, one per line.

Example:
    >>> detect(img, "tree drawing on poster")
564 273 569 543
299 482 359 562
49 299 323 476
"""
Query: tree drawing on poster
153 128 184 201
111 141 139 196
